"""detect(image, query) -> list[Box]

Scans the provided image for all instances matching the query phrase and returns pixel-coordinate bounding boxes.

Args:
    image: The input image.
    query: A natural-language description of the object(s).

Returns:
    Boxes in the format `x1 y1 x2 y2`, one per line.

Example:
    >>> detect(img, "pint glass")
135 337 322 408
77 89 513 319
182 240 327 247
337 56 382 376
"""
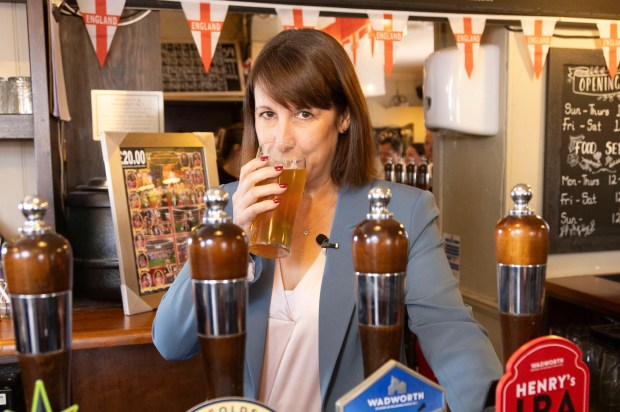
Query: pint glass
249 143 306 258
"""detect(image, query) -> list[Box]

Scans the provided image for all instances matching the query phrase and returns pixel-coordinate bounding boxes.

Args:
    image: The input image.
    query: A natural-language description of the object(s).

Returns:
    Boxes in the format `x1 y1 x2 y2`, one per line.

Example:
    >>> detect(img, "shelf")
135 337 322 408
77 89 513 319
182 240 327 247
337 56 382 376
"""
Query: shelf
164 91 244 102
0 114 34 140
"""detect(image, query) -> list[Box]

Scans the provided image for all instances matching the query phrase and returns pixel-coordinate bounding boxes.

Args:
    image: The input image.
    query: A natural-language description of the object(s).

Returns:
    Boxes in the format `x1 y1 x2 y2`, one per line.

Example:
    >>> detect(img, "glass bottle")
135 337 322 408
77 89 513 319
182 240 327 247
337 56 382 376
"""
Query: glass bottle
416 156 430 190
384 158 394 182
394 158 404 184
352 186 408 377
1 196 73 411
495 184 549 364
189 188 248 398
406 159 417 187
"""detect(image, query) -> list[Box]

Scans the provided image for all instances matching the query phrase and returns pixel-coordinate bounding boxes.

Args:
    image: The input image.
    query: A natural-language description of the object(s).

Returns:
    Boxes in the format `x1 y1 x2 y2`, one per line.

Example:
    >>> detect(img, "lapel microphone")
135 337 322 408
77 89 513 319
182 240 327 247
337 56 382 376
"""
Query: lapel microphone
316 234 339 249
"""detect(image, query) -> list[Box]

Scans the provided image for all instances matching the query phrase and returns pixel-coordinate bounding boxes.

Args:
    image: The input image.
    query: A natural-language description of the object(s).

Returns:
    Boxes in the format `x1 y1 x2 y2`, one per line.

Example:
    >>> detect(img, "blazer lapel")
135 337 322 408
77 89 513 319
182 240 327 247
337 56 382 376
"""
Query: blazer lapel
318 183 373 399
245 257 274 397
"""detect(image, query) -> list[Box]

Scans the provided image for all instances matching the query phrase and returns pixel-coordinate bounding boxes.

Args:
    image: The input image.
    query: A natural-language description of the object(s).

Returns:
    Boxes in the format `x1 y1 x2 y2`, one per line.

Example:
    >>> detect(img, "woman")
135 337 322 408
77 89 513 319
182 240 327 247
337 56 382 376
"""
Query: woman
153 29 502 412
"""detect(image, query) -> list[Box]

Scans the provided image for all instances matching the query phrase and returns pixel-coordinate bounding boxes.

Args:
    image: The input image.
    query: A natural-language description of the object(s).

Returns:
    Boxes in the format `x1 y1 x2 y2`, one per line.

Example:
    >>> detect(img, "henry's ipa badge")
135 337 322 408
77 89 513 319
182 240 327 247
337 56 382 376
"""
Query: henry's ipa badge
496 336 589 412
336 360 446 411
187 398 274 412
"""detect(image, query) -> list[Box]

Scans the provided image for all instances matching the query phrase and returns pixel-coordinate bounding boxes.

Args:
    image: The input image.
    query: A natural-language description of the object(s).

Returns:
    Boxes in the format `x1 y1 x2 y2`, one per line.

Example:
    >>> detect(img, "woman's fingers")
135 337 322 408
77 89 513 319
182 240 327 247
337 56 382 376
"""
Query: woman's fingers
232 158 286 232
233 186 284 232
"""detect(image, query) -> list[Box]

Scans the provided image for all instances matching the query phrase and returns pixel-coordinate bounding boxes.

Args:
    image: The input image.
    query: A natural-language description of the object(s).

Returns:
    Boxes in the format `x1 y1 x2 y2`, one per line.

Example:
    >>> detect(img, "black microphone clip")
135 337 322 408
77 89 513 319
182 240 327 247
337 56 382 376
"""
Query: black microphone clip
316 234 339 249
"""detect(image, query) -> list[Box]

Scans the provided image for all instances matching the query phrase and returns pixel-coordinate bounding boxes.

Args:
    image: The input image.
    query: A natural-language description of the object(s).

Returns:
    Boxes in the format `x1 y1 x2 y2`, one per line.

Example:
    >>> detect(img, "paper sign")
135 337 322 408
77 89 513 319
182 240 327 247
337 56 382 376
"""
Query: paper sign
368 13 408 77
521 18 558 79
76 0 126 67
496 336 589 412
91 90 164 141
597 21 620 80
444 233 461 280
448 16 486 78
181 1 229 73
276 7 320 30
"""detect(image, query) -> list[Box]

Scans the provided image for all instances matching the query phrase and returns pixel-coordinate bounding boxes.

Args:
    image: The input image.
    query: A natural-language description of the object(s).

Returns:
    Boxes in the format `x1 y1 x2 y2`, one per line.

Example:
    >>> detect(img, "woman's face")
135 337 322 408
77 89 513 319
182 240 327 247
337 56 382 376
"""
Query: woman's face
253 84 349 186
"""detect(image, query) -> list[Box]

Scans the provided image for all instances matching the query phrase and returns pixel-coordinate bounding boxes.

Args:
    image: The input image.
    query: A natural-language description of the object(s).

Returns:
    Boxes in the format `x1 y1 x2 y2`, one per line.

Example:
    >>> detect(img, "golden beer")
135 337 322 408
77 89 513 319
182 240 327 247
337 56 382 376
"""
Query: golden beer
249 168 306 258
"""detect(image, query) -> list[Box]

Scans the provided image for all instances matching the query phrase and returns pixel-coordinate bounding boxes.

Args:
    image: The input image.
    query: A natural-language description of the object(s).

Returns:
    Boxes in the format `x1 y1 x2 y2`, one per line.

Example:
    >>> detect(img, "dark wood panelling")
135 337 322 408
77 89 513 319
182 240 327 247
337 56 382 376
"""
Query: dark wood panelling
72 345 207 411
27 0 60 230
59 10 162 196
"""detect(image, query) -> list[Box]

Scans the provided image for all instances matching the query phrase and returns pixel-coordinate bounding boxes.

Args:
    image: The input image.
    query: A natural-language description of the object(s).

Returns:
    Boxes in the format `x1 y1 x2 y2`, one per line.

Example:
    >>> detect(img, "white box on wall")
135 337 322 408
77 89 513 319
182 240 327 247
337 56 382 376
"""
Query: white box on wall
423 44 500 136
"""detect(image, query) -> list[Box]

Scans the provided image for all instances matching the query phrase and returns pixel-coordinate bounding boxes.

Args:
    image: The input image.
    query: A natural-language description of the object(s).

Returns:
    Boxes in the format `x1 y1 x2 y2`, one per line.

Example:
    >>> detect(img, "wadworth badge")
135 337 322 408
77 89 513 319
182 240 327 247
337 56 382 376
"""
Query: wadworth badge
336 360 446 411
496 336 589 412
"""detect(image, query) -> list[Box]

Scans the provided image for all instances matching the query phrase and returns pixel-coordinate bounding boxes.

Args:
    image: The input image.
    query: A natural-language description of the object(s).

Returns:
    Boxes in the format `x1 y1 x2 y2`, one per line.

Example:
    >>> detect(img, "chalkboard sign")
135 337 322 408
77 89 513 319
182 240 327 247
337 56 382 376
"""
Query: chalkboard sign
161 42 244 96
543 48 620 254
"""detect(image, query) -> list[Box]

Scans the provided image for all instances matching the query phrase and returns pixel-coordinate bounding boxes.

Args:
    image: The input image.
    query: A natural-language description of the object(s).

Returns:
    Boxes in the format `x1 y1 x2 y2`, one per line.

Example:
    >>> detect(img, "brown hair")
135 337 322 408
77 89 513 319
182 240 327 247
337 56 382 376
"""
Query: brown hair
241 28 376 188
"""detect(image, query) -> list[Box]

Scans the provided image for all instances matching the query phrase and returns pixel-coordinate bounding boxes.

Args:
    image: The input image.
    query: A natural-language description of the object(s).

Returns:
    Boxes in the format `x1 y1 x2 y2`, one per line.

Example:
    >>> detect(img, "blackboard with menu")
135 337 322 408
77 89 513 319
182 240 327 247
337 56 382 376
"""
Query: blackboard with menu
544 48 620 254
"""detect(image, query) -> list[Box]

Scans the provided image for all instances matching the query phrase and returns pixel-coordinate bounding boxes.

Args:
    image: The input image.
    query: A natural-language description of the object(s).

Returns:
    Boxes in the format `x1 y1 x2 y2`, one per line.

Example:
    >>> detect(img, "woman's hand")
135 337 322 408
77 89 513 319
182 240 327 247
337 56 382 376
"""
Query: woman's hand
232 156 287 234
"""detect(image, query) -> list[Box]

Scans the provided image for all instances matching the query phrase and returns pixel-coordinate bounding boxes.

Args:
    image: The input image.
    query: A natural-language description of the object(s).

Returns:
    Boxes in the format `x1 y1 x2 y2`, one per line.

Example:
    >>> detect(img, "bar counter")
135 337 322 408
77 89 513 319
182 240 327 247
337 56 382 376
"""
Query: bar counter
546 274 620 321
0 303 207 411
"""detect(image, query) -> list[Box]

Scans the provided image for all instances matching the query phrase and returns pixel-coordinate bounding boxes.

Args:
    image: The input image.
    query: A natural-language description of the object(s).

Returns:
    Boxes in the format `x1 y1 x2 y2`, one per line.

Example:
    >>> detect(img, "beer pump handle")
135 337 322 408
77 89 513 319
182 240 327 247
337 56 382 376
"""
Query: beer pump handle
189 188 248 399
352 186 408 377
495 184 550 363
1 196 73 411
495 183 549 266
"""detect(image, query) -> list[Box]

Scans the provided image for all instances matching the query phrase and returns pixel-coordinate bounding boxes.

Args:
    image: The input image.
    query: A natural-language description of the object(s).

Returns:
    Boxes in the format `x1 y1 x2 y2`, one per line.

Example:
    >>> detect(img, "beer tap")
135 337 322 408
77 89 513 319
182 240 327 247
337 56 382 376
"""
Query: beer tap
352 186 408 377
189 188 248 398
495 183 549 364
1 196 73 411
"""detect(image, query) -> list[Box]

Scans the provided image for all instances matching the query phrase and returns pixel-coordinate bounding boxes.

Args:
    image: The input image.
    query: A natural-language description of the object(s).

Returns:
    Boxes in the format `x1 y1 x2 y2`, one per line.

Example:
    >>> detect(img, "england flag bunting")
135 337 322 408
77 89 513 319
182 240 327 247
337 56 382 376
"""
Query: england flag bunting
520 17 557 79
597 21 620 80
181 1 229 73
367 13 408 77
448 15 486 78
76 0 126 67
276 7 320 30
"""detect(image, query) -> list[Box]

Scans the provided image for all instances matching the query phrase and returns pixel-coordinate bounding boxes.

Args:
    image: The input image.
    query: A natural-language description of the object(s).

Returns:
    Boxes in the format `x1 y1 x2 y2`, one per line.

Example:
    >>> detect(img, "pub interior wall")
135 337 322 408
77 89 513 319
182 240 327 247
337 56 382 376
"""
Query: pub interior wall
504 27 620 278
0 3 35 239
1 7 618 319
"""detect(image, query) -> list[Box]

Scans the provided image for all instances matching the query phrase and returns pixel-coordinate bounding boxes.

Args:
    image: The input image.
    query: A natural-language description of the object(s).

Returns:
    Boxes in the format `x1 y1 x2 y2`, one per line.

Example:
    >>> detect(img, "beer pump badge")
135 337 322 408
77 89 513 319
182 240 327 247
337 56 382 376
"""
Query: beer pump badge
496 336 589 412
336 360 446 411
188 398 274 412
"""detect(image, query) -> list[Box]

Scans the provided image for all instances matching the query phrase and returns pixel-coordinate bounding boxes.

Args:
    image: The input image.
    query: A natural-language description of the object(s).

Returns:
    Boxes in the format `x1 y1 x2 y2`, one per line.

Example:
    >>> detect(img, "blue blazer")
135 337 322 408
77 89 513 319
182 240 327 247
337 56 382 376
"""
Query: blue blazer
152 180 503 412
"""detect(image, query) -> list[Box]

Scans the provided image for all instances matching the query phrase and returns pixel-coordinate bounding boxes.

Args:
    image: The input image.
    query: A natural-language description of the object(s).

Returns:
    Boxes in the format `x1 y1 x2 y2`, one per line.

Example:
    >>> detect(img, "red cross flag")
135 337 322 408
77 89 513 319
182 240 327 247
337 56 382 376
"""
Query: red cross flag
521 17 557 79
597 21 620 80
448 16 487 78
181 1 229 73
276 7 320 30
368 13 408 77
76 0 126 67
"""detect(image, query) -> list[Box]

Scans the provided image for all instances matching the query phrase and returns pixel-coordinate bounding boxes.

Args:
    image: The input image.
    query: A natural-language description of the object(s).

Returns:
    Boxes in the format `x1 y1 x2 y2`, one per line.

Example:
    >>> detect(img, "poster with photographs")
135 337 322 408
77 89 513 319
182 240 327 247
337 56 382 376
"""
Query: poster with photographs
124 147 208 295
101 132 218 315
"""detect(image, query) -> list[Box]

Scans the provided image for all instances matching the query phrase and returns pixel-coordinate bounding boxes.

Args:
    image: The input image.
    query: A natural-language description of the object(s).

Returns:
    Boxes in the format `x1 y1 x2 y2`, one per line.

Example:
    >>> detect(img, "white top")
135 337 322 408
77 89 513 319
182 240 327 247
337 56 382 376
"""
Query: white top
258 250 326 412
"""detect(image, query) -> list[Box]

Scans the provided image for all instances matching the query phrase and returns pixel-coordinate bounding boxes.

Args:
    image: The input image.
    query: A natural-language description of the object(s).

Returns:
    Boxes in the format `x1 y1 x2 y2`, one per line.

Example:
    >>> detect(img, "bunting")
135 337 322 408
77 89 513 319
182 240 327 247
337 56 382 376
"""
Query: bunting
180 1 229 73
276 7 320 30
368 13 408 77
319 17 384 96
71 1 615 86
76 0 126 67
448 16 486 78
520 17 557 79
596 21 620 80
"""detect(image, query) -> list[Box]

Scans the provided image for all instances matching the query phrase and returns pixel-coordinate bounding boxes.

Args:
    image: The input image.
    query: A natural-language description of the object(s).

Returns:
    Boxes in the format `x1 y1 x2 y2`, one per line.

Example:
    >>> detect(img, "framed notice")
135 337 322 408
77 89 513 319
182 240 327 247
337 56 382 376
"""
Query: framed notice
101 132 219 315
91 90 164 141
543 48 620 253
